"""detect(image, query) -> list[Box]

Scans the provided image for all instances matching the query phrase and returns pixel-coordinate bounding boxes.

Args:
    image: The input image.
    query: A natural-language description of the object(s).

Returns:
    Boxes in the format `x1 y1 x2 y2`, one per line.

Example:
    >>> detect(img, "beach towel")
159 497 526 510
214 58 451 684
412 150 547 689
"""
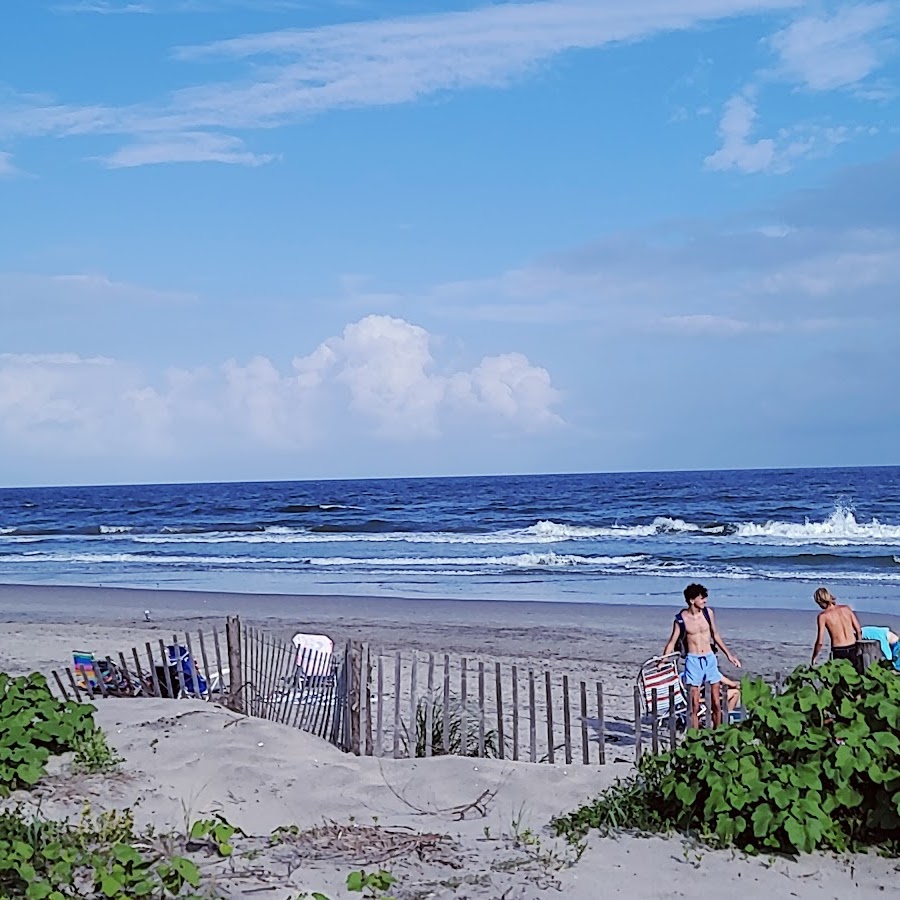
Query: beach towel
861 626 900 671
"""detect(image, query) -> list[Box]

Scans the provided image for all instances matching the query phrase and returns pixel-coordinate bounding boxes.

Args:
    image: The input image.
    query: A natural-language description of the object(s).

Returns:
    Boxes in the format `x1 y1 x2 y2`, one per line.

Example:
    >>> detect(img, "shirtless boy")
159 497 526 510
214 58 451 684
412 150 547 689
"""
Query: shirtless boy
811 587 862 667
662 583 741 729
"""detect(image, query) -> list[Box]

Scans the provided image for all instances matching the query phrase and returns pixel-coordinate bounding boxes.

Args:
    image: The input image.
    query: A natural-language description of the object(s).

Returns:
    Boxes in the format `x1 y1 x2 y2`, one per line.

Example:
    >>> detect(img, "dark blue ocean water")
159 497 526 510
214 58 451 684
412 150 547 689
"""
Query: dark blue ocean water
2 467 900 612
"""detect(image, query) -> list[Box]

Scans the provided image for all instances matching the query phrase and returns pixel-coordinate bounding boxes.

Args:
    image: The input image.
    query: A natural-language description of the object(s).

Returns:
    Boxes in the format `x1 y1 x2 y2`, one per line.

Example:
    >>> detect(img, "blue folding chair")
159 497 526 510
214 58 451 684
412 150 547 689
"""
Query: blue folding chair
165 645 208 698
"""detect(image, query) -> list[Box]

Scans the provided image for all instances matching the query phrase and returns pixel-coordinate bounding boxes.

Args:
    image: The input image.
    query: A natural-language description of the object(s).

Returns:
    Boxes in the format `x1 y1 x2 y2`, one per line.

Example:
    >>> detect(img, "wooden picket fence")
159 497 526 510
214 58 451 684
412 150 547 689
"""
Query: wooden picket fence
49 617 351 752
48 617 617 765
349 646 609 765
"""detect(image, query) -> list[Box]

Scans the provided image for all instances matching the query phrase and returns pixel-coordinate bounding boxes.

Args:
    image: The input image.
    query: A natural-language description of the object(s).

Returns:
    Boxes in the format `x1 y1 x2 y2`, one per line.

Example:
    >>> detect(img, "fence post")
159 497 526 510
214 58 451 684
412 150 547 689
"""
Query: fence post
349 640 362 756
634 684 642 764
225 616 244 713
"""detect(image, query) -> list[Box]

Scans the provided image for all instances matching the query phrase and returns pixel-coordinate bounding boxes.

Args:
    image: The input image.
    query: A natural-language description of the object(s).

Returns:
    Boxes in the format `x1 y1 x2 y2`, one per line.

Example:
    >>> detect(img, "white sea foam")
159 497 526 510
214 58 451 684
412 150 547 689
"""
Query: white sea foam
733 505 900 543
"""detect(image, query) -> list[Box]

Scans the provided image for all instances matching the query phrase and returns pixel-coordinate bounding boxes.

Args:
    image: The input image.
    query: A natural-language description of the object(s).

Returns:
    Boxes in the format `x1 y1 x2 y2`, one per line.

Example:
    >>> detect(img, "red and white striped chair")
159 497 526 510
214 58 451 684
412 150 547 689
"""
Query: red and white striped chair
637 653 691 738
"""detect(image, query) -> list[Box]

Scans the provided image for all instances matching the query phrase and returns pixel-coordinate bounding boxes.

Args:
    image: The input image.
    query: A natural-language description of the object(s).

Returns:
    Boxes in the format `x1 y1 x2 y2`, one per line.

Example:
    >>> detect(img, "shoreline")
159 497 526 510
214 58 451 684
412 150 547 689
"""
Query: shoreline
0 580 888 620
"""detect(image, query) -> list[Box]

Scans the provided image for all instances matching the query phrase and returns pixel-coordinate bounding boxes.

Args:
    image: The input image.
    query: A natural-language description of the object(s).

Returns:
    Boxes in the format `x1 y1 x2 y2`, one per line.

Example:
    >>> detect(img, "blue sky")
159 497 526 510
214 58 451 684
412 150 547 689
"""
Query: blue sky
1 0 898 487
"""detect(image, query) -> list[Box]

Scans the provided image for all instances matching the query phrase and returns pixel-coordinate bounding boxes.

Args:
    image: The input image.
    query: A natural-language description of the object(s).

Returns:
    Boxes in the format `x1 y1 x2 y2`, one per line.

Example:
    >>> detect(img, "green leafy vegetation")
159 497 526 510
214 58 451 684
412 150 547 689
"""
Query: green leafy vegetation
552 660 900 855
0 804 204 899
0 673 96 794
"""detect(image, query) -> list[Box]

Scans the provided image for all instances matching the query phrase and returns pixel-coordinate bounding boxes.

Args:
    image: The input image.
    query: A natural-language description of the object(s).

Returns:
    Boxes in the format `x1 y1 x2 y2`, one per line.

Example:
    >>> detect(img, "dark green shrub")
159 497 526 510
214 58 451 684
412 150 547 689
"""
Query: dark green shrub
552 660 900 855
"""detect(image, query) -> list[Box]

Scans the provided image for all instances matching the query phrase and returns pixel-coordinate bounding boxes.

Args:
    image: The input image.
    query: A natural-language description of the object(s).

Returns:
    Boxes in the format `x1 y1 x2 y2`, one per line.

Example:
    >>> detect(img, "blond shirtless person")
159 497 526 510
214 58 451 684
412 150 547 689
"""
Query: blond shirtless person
662 583 741 729
811 587 862 668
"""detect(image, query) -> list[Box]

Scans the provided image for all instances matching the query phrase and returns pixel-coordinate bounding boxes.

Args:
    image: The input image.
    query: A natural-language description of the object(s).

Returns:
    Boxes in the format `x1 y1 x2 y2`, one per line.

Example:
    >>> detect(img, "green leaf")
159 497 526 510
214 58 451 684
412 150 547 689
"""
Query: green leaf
751 804 774 838
346 870 365 892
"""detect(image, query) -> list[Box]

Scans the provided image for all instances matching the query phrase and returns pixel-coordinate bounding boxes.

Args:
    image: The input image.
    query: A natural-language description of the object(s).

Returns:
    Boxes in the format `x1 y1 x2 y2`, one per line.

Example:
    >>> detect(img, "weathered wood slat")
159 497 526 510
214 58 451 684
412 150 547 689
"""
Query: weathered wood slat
544 671 554 764
579 681 589 765
172 634 187 698
65 667 83 701
212 626 226 698
131 647 147 696
425 653 435 758
52 670 71 702
460 658 469 757
392 651 402 759
528 669 536 763
375 652 384 757
511 664 519 761
495 662 504 760
442 654 451 755
196 631 213 703
562 674 572 765
477 662 485 758
633 684 642 764
145 643 161 698
158 639 175 699
596 681 606 765
409 653 418 759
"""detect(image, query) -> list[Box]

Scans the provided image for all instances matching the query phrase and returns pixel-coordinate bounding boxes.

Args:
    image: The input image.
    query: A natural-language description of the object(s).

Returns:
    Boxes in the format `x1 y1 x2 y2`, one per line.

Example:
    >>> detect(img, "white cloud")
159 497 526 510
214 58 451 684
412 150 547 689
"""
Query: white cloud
2 0 803 166
0 315 563 459
0 151 20 177
103 131 277 168
55 0 303 12
704 92 776 173
293 315 562 437
770 3 896 91
0 272 196 307
704 92 855 173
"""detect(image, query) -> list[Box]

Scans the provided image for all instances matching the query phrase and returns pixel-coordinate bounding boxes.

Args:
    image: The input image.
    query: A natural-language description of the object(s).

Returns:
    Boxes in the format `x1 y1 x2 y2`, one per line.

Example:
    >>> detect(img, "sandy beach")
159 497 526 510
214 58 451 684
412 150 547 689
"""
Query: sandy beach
2 582 899 897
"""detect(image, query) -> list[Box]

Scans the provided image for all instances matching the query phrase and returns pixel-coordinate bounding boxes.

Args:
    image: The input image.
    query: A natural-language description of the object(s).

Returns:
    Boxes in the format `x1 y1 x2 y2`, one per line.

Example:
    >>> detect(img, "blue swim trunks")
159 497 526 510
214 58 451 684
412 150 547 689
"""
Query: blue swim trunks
683 652 722 687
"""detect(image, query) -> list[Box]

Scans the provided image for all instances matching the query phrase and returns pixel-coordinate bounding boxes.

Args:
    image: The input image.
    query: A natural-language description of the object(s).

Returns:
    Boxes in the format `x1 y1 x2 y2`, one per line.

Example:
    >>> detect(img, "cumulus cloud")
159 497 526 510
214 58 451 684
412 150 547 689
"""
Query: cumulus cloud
0 315 563 461
704 91 855 173
293 315 562 437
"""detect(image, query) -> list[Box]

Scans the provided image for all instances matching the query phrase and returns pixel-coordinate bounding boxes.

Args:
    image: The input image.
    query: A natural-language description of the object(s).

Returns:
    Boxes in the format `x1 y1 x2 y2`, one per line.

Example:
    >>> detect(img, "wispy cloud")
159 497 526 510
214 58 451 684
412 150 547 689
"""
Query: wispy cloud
103 131 277 167
770 2 897 91
55 0 307 13
0 151 20 177
703 3 897 177
4 0 803 166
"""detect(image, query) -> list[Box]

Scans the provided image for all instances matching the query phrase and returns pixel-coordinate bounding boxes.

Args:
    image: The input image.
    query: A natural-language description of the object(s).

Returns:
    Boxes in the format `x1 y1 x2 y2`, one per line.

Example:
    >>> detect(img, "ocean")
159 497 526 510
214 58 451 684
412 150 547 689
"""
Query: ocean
1 467 900 613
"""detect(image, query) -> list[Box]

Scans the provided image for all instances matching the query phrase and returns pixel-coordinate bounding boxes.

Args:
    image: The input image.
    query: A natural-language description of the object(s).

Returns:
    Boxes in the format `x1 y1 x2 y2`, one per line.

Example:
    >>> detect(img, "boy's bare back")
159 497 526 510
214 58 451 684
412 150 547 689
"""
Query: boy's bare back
819 604 860 648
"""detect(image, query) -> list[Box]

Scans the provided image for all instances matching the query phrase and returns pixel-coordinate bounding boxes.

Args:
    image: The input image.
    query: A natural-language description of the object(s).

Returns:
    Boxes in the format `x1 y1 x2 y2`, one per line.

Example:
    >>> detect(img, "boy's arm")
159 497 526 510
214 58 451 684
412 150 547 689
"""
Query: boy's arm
661 620 680 657
851 609 862 641
811 612 827 664
709 610 741 668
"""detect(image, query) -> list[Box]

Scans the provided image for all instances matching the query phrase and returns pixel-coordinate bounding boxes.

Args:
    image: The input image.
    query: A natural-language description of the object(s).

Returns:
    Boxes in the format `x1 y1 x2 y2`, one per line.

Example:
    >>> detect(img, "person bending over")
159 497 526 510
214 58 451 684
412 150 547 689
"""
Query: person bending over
811 587 862 667
662 583 741 729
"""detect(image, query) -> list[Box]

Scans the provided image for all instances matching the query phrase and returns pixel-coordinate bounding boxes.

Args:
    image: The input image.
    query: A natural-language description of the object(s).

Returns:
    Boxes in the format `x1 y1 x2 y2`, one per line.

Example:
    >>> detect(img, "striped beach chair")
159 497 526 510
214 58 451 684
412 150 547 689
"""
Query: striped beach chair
637 653 690 738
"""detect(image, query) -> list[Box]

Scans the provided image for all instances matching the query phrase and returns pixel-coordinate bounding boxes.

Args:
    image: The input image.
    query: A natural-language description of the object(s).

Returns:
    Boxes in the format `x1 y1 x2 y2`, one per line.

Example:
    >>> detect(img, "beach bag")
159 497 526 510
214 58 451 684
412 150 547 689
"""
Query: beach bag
674 607 718 657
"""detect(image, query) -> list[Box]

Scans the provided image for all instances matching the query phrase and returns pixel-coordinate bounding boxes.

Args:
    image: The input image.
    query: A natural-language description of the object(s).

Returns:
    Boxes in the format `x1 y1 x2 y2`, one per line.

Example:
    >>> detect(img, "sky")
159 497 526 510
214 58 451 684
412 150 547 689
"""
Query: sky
1 0 899 487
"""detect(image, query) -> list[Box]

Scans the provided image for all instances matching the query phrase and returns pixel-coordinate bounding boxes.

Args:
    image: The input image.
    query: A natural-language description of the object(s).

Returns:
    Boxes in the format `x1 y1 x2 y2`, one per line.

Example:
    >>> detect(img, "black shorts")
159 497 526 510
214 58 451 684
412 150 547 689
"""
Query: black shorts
832 644 860 668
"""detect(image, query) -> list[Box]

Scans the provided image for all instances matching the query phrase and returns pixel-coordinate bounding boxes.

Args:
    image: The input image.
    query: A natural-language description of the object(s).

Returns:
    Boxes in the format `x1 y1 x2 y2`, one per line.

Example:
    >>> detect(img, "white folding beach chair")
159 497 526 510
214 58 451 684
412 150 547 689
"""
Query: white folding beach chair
291 632 335 687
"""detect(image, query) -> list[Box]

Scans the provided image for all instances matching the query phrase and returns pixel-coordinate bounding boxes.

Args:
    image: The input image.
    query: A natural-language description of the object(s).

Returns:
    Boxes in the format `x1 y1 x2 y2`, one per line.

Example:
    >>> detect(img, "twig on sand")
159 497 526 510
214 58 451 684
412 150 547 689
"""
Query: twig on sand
270 821 456 866
376 758 500 820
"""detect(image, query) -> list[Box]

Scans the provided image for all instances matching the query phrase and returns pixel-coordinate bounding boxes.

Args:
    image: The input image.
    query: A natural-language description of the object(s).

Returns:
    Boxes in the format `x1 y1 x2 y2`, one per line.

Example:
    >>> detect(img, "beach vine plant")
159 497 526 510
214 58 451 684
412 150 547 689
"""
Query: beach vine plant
551 660 900 856
0 672 97 794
